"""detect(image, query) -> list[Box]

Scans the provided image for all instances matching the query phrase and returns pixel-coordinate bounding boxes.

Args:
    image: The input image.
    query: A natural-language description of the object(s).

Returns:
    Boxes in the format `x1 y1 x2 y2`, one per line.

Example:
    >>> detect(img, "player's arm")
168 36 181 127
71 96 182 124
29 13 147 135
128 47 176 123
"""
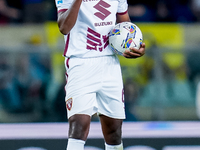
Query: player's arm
116 12 146 59
57 0 82 35
116 11 131 23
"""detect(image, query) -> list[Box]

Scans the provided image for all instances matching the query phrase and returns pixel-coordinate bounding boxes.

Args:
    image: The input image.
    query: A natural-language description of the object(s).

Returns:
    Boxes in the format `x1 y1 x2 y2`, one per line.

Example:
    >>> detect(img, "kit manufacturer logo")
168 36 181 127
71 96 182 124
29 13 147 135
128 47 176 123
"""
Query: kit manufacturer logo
93 0 111 20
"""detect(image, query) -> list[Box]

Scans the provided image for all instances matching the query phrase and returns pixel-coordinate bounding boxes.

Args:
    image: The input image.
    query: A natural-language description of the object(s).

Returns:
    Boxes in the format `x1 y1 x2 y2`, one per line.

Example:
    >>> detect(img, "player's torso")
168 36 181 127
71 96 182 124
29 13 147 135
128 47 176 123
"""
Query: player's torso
63 0 120 57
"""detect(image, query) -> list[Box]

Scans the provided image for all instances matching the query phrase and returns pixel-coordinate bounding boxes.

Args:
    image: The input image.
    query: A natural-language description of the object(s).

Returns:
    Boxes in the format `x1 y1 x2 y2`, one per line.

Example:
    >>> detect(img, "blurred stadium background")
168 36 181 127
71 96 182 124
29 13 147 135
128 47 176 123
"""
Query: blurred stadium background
0 0 200 149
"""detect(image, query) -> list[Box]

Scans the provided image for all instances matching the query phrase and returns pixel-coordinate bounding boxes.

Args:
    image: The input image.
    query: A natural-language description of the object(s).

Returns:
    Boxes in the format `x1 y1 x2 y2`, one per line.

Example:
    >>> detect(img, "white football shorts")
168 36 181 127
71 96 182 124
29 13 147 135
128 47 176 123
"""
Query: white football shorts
64 55 125 119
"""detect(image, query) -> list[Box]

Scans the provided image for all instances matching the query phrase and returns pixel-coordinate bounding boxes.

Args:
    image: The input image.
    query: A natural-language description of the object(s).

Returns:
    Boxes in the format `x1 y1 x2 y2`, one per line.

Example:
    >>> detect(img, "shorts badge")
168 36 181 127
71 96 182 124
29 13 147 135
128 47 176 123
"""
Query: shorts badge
66 98 73 111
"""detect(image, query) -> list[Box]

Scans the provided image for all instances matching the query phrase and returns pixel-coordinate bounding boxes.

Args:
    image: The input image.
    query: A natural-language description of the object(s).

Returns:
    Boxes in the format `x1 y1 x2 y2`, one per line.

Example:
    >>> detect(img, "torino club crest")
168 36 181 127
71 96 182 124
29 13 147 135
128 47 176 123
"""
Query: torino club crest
66 98 73 111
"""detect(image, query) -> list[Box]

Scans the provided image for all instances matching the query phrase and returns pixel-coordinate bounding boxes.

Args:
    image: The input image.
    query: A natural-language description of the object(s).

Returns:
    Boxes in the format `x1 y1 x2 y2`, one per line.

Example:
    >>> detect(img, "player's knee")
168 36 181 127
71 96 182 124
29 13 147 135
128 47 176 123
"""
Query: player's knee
106 134 122 145
104 125 122 145
100 115 123 144
68 114 91 140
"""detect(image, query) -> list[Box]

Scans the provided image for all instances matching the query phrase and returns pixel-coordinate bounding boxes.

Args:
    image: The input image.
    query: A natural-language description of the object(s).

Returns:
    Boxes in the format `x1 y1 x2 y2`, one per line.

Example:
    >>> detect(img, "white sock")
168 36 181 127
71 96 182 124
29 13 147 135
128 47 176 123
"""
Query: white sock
105 142 123 150
66 138 85 150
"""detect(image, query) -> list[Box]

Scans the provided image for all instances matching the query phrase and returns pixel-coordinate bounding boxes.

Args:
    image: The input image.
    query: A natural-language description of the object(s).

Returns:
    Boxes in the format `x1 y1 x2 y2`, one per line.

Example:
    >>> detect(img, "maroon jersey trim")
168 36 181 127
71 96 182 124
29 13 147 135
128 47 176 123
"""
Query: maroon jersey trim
117 10 128 15
63 33 70 56
58 9 68 13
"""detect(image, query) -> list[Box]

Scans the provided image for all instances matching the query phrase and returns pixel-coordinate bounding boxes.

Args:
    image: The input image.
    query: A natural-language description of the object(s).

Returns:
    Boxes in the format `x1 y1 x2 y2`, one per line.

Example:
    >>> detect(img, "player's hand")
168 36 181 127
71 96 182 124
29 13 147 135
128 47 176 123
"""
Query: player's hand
123 43 145 59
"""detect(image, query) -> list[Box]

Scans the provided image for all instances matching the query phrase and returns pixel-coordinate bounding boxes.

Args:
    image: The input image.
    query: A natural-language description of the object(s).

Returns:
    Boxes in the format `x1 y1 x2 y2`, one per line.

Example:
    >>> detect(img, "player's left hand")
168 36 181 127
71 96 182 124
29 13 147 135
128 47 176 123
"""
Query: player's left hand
123 43 145 59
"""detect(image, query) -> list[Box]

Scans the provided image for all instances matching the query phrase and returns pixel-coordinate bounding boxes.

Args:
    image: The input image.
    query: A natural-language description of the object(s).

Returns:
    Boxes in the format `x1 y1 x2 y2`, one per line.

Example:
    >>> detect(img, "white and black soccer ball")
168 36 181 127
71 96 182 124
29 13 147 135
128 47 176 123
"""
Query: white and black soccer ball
109 22 143 55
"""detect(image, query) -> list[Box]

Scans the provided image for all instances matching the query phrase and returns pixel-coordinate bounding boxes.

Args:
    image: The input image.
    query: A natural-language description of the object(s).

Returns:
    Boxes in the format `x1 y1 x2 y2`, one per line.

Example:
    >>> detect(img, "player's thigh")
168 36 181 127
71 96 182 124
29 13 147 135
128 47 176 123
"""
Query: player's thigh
65 57 101 118
66 93 98 119
97 56 125 119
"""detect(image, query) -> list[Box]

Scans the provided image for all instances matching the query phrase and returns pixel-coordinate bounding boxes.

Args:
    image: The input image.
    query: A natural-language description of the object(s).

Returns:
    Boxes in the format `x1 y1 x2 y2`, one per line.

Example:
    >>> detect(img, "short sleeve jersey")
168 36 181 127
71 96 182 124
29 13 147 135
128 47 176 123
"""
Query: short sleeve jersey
55 0 128 58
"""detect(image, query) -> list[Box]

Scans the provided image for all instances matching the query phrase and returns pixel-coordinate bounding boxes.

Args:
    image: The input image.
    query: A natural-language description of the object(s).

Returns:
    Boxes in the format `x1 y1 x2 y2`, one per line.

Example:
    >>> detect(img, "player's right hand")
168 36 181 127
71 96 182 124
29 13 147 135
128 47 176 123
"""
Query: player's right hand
123 43 145 59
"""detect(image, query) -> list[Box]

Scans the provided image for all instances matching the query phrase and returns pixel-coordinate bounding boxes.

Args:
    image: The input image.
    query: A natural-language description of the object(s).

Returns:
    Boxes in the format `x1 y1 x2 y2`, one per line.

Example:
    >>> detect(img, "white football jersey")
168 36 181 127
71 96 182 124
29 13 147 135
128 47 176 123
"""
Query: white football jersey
55 0 128 58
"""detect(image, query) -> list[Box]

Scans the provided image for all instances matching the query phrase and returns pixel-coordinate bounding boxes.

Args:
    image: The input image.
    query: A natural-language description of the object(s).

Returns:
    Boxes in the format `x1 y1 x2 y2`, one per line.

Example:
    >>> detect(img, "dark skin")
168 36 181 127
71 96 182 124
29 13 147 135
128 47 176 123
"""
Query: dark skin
57 0 146 145
68 114 123 145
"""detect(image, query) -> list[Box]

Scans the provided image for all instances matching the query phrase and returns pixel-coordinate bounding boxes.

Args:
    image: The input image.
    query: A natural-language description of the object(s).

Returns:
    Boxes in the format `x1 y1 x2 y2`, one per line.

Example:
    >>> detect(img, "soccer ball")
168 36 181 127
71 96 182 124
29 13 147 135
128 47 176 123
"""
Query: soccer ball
109 22 143 55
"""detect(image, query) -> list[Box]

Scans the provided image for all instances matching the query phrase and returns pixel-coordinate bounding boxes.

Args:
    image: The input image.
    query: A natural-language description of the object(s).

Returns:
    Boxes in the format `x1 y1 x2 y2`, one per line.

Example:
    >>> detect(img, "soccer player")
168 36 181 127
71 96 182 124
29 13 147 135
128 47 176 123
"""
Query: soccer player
55 0 145 150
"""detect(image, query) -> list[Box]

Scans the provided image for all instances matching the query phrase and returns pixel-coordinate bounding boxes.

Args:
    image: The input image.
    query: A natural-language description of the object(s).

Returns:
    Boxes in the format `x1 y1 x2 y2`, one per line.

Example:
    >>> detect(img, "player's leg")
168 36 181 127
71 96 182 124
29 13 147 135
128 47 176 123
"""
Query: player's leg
65 57 102 150
97 55 125 150
99 115 123 150
66 114 91 150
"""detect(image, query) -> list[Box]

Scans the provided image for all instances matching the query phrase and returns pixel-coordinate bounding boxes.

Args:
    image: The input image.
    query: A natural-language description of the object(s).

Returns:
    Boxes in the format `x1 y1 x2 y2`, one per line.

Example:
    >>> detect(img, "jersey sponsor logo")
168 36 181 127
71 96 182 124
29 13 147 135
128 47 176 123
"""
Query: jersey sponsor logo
93 0 111 20
57 0 63 4
66 98 73 111
94 21 113 27
86 27 109 51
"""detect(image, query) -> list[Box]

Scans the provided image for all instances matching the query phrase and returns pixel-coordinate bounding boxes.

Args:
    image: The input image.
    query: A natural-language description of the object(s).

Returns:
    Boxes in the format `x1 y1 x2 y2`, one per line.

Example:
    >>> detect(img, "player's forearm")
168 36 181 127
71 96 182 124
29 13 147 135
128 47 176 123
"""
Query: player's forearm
57 0 82 35
116 12 131 23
